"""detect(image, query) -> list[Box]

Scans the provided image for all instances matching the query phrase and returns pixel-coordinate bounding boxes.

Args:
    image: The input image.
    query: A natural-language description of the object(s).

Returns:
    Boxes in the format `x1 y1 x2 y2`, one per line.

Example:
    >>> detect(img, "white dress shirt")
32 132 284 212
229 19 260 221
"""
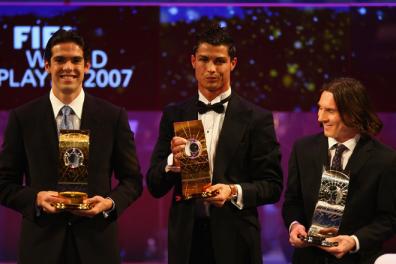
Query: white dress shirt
50 89 84 131
328 135 360 171
328 135 360 252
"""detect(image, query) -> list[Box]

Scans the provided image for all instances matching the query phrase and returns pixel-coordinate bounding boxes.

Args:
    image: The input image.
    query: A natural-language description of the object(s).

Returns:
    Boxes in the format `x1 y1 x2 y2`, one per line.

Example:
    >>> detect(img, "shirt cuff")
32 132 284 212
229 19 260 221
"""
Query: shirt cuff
350 235 360 253
231 184 244 210
165 153 180 173
102 197 115 219
35 204 42 217
289 221 300 233
167 153 173 166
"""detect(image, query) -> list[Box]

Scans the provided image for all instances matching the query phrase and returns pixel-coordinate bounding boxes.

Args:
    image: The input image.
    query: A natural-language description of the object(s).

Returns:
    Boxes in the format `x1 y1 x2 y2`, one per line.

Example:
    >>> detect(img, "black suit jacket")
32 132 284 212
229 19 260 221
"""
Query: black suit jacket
147 92 283 264
282 133 396 264
0 93 143 264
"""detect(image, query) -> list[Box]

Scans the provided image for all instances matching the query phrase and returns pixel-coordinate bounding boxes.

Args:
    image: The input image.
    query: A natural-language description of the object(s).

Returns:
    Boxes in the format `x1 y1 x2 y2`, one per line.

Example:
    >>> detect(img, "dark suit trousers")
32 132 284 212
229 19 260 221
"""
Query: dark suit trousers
61 226 81 264
189 218 216 264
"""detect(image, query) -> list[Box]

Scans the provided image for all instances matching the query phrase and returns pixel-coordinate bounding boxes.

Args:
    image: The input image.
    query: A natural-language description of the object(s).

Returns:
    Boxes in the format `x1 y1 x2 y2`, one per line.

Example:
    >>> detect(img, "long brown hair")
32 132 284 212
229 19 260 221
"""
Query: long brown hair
321 77 383 135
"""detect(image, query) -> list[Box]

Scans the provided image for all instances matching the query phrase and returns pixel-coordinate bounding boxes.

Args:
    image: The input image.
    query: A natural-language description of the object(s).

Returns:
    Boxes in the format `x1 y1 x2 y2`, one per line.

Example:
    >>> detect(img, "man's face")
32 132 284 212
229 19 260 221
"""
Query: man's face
191 43 237 98
317 91 357 142
45 42 90 96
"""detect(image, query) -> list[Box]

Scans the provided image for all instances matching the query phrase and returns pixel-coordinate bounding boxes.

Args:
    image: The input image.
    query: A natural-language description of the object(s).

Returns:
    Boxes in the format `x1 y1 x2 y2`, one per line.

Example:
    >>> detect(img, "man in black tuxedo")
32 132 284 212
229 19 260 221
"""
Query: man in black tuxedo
0 29 142 263
147 26 283 264
282 77 396 264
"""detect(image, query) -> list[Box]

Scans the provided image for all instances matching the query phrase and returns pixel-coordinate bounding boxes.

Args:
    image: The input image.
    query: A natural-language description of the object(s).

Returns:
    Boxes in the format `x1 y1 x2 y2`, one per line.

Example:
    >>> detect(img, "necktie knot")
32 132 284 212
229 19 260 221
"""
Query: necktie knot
331 143 348 171
335 143 348 153
61 105 72 116
59 105 74 130
196 95 231 114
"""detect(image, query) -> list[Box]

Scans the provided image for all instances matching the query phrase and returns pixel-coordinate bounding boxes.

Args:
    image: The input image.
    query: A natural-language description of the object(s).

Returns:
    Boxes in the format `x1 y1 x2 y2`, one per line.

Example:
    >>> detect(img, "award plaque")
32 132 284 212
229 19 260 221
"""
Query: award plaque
173 120 218 200
300 168 350 247
55 130 91 210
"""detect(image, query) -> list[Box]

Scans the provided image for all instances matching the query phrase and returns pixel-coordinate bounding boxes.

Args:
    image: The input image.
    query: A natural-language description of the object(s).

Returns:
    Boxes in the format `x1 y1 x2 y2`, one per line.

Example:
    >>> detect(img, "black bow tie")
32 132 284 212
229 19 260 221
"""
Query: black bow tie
196 95 231 114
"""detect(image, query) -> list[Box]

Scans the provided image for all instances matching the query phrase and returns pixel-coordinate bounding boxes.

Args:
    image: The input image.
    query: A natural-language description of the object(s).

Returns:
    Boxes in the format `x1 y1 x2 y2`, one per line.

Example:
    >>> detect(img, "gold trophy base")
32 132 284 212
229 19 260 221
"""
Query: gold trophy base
183 190 220 200
55 191 92 210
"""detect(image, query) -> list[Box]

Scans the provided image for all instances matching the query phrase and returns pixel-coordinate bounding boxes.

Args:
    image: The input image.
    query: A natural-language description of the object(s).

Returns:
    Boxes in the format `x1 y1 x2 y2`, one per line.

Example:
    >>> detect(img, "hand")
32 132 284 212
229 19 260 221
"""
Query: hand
318 227 338 236
319 235 356 259
36 191 69 214
70 196 113 218
170 136 187 167
204 184 232 207
289 223 309 248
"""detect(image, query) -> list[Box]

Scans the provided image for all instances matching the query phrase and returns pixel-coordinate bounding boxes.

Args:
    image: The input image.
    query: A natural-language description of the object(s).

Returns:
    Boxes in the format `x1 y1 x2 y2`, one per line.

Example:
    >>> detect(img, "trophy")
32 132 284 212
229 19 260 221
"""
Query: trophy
55 130 91 210
173 120 218 200
299 168 350 247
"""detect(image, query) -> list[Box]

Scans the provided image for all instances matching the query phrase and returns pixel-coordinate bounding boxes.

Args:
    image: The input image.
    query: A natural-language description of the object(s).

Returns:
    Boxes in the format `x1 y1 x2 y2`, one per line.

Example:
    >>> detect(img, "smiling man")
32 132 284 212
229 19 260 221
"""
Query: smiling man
0 29 143 263
282 77 396 264
46 41 89 103
147 26 283 264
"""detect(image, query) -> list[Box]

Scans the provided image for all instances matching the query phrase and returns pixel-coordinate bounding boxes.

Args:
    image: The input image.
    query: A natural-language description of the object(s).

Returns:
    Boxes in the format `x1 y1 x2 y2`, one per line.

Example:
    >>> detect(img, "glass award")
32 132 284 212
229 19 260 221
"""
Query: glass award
173 120 218 200
55 130 91 210
300 168 350 247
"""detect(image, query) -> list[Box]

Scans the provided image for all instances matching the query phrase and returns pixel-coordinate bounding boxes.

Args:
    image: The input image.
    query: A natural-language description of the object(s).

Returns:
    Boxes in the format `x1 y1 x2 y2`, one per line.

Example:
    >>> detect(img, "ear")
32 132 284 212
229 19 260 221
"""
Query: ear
191 54 196 69
84 62 91 73
230 57 237 71
44 60 50 73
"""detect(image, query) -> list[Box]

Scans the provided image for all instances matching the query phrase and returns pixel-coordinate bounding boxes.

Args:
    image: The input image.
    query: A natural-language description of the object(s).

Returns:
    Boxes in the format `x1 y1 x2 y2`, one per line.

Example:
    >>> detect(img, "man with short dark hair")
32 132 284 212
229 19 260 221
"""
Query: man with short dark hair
0 29 143 263
147 26 283 264
282 77 396 264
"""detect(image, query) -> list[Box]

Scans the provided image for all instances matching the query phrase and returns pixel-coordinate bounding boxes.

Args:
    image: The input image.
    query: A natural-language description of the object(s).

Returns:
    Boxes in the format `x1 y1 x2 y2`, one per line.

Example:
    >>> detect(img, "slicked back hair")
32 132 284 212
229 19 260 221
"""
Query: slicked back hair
192 26 236 59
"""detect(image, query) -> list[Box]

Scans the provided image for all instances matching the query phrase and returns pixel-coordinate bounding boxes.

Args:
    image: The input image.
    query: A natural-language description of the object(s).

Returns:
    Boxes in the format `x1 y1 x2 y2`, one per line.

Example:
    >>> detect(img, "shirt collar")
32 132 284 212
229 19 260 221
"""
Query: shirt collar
50 89 85 119
328 134 360 152
198 87 232 105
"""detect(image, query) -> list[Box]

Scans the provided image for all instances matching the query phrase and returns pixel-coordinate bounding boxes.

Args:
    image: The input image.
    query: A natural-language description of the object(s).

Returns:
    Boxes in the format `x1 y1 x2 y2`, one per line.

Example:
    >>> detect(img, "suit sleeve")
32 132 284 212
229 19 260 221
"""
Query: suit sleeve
239 111 283 208
354 153 396 250
282 142 307 229
108 108 143 217
146 108 180 198
0 110 38 221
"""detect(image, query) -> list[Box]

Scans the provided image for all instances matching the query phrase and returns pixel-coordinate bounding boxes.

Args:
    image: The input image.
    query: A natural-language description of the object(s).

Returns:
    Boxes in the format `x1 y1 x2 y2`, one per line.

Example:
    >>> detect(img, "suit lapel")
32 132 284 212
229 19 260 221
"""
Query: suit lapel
42 96 59 149
314 134 329 175
306 135 329 211
213 94 250 182
180 95 199 121
80 94 101 166
80 94 99 131
35 96 60 185
345 135 373 177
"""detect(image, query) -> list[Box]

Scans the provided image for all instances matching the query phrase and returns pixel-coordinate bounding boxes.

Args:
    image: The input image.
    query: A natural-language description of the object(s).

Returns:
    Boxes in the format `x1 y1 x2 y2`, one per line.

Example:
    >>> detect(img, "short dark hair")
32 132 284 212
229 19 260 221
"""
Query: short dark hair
44 29 90 63
192 25 236 59
321 77 383 135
